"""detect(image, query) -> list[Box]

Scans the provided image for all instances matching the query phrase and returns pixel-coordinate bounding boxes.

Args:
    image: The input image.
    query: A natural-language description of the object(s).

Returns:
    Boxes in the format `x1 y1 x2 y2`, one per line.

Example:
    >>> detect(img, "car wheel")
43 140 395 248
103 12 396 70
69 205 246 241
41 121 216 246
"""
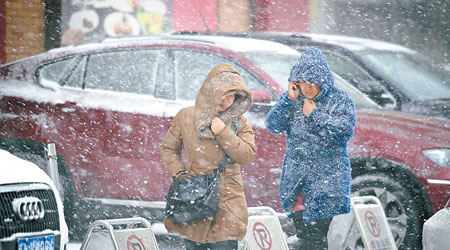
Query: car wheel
348 173 423 250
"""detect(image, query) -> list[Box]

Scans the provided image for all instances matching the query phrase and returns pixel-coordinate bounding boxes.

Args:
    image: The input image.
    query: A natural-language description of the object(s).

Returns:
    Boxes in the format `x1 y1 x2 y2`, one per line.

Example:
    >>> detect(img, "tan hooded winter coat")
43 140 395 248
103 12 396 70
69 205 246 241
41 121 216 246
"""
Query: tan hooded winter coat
161 63 257 243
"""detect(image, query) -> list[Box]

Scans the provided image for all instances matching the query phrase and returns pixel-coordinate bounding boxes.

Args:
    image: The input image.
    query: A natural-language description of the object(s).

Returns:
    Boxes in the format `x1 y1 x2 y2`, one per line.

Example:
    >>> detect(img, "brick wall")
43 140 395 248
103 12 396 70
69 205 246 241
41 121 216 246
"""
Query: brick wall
3 0 45 63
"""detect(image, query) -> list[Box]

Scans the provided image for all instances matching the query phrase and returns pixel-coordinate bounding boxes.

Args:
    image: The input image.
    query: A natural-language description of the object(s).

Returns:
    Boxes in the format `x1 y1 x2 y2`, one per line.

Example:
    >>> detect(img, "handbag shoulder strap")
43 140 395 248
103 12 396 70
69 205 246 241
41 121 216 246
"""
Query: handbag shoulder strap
218 117 239 173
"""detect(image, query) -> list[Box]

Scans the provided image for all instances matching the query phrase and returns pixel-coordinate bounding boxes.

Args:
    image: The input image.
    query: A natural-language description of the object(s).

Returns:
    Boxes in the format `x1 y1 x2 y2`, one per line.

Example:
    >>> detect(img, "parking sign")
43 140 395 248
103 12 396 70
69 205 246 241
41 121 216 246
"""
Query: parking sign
351 196 397 250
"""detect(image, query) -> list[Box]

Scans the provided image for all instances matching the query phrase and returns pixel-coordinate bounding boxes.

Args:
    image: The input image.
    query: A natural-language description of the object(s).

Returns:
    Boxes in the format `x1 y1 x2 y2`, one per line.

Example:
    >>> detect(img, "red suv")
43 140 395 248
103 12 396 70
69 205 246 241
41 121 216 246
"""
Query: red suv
1 35 449 249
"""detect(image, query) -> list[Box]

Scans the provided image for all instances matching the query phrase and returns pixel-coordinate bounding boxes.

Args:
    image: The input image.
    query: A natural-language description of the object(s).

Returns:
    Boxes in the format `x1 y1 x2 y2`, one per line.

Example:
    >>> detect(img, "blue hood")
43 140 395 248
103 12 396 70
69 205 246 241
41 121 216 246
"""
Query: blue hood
288 47 334 99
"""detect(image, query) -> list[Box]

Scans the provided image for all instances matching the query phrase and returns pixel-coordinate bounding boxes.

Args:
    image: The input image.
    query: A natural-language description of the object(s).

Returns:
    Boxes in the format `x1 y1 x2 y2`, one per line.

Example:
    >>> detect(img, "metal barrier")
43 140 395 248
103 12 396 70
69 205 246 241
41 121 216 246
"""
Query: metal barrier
80 217 159 250
244 206 289 250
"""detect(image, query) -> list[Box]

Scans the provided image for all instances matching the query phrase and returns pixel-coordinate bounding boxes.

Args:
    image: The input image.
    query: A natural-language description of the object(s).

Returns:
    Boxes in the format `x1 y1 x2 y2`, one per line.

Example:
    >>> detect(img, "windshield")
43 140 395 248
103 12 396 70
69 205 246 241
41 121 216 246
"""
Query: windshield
244 51 378 109
359 51 450 101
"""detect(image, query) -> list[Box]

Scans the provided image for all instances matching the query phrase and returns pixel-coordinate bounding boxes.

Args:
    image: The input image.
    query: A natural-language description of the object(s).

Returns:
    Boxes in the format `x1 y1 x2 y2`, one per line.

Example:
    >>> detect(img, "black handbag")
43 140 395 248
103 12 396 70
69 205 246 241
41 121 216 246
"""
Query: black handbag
164 118 238 224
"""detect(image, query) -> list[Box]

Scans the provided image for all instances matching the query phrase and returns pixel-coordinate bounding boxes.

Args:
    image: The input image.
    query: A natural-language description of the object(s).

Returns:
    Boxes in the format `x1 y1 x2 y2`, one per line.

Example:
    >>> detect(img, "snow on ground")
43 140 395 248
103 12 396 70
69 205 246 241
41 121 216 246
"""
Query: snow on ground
66 242 82 250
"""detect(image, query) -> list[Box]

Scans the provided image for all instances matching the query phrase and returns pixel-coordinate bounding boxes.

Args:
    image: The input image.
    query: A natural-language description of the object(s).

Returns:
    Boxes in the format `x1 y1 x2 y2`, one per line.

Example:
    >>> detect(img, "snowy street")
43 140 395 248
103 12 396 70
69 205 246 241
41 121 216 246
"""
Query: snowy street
1 1 449 250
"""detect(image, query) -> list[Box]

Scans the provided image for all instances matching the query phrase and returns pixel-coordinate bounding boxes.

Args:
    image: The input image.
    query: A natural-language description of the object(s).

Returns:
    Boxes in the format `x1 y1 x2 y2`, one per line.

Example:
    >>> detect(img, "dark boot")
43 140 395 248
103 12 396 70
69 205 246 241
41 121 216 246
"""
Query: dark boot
184 239 238 250
293 211 332 250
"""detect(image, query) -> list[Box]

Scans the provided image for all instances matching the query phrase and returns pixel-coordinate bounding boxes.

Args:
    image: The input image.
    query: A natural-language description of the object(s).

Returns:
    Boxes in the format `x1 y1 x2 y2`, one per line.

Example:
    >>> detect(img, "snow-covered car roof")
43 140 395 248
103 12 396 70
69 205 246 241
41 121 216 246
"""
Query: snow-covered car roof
159 34 300 54
253 31 415 53
304 33 416 53
46 34 299 56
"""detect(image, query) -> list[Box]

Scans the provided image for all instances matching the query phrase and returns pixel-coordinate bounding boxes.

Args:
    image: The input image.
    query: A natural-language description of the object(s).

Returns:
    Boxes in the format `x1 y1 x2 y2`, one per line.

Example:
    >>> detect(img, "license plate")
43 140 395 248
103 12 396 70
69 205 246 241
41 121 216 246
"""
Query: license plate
17 235 54 250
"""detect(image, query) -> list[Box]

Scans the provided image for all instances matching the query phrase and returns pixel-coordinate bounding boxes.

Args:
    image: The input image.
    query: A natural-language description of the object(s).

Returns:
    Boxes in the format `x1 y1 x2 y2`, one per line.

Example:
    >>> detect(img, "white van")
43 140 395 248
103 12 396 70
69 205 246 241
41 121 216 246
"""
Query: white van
0 149 68 250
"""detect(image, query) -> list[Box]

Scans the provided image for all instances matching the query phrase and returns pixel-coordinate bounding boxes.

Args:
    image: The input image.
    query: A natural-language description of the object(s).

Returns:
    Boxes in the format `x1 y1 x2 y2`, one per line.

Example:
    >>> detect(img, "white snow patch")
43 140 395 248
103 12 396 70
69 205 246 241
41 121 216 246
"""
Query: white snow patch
0 149 54 185
30 113 56 132
66 242 82 250
1 80 193 118
40 78 60 91
152 222 168 235
0 113 19 119
172 35 299 54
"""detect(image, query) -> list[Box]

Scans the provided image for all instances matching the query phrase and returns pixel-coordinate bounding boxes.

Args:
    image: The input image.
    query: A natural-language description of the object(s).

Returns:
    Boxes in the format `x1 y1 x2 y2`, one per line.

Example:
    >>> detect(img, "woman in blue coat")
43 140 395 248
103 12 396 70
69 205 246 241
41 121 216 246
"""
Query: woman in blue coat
265 48 356 249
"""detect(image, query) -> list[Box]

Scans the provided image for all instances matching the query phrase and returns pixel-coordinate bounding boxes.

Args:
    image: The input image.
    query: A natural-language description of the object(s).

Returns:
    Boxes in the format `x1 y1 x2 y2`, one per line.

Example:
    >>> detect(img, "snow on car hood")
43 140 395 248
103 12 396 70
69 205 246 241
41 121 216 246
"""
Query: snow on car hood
0 149 55 185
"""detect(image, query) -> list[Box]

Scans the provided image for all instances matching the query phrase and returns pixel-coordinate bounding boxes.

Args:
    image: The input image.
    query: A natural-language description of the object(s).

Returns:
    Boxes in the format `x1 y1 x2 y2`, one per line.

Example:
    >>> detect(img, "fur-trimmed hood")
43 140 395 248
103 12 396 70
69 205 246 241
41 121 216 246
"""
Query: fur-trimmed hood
195 63 253 139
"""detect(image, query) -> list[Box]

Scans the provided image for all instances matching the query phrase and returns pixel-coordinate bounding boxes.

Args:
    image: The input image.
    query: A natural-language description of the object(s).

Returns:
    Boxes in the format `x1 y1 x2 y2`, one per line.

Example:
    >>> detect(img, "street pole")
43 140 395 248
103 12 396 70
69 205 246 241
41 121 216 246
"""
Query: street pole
45 143 63 199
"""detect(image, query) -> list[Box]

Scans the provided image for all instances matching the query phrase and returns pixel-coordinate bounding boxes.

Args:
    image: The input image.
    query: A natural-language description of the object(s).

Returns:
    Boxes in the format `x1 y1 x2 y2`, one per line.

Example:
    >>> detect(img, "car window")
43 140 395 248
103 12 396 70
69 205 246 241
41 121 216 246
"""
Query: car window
322 52 396 107
37 57 76 86
155 49 175 100
333 74 378 109
63 57 87 88
173 49 267 100
84 50 160 95
325 53 373 85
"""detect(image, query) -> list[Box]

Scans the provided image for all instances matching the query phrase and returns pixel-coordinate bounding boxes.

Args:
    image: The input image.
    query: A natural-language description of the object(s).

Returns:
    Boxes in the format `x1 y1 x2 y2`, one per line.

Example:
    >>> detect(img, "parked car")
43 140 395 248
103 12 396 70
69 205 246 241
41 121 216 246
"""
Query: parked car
0 149 68 250
174 31 450 119
1 34 449 249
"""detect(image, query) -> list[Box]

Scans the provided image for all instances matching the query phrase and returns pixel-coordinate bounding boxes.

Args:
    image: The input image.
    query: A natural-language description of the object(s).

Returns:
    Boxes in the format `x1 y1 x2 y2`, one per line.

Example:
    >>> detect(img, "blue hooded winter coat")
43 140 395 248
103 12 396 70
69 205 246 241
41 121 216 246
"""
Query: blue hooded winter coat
265 48 356 224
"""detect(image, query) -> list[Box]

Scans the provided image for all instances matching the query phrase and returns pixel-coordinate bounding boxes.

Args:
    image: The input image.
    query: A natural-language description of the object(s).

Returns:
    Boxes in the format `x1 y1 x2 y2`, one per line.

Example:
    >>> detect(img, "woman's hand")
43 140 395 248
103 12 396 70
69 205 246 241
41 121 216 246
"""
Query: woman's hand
211 117 226 135
303 99 316 116
288 82 300 100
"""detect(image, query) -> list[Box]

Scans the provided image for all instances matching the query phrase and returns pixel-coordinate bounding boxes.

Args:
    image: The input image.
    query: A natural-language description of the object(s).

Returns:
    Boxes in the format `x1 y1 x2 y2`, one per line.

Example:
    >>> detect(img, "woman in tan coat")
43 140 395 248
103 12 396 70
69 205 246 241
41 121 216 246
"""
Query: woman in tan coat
161 63 257 249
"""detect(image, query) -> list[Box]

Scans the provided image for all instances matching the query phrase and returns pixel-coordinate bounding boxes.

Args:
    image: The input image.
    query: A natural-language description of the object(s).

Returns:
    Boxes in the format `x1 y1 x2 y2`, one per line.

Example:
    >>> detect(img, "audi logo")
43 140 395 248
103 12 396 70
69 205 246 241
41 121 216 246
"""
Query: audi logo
12 197 45 221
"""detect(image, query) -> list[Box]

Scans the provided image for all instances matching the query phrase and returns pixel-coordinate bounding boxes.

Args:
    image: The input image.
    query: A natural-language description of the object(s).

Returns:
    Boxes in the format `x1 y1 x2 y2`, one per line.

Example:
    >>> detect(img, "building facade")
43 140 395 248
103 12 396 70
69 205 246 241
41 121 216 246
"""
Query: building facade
0 0 310 64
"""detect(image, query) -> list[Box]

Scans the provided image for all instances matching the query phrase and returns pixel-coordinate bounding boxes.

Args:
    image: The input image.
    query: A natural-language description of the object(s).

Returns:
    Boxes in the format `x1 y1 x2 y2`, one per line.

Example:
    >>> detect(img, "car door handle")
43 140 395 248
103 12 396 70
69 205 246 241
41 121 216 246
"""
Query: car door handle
57 101 79 112
65 101 78 106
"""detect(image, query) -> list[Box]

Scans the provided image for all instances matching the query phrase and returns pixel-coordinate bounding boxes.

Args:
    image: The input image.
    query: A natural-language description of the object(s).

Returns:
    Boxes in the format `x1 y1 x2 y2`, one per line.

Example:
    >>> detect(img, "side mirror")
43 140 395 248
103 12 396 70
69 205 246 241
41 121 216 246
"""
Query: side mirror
251 89 272 104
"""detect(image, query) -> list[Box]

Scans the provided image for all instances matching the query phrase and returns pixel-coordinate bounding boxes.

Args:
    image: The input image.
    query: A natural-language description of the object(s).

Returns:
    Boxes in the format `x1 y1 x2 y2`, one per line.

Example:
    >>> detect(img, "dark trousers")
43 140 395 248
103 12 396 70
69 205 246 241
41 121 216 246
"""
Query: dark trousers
184 239 238 250
293 211 332 250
